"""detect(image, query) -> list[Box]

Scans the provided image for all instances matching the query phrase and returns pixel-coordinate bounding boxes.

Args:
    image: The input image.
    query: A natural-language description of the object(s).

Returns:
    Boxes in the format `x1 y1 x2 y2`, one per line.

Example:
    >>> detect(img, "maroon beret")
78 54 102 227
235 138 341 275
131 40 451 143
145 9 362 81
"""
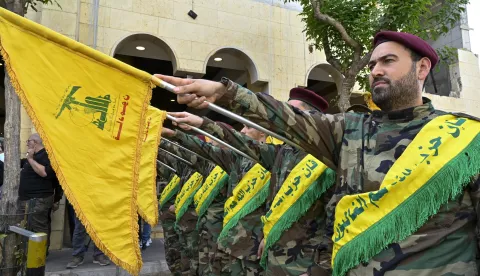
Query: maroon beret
289 88 329 112
216 121 234 129
373 31 439 69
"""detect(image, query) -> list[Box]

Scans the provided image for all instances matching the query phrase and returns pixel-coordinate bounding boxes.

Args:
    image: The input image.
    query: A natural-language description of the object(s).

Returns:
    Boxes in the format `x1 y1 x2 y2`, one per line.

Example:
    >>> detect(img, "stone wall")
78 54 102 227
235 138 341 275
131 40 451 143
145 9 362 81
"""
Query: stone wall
425 49 480 117
73 0 334 101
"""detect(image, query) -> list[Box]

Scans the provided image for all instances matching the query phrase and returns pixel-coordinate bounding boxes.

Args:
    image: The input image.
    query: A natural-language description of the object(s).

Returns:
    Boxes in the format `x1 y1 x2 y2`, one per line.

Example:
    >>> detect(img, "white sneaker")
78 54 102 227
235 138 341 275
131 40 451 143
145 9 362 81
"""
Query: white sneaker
146 238 152 247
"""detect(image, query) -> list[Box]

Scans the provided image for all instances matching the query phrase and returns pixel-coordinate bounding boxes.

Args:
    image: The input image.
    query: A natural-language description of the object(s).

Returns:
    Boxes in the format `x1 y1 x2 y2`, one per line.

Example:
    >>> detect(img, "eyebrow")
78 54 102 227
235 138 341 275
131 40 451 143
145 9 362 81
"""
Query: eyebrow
368 54 399 67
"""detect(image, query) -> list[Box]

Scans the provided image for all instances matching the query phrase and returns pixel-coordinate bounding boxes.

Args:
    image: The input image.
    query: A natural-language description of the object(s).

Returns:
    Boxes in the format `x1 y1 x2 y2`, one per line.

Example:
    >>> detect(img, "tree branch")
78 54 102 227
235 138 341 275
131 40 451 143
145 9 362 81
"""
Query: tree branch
356 50 372 72
348 50 372 79
310 0 362 63
321 34 344 73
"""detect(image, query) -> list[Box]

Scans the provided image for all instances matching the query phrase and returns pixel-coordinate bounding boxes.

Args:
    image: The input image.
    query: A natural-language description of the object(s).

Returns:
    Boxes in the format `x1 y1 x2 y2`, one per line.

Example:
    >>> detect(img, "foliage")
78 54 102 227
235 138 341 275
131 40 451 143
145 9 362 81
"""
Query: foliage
25 0 61 13
287 0 468 91
436 45 458 70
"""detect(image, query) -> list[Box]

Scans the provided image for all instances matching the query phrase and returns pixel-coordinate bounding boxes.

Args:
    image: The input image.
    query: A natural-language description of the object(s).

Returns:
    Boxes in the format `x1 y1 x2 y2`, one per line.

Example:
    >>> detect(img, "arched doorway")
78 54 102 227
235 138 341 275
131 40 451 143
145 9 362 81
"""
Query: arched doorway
111 33 184 117
191 47 267 129
305 63 366 113
203 47 265 91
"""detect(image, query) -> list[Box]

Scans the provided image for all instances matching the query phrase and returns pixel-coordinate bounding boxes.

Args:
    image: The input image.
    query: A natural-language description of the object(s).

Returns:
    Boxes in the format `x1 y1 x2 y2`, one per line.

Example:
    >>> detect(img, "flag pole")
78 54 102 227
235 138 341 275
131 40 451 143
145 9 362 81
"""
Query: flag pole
157 160 177 174
166 115 256 162
151 76 303 150
162 138 213 164
158 148 193 166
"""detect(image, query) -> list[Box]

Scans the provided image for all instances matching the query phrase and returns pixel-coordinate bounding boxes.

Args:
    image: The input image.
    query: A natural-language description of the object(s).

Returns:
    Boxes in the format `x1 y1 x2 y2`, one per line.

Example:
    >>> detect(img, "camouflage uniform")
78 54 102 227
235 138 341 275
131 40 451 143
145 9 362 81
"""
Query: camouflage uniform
174 131 265 275
157 151 191 276
215 79 480 275
201 119 333 276
161 140 213 275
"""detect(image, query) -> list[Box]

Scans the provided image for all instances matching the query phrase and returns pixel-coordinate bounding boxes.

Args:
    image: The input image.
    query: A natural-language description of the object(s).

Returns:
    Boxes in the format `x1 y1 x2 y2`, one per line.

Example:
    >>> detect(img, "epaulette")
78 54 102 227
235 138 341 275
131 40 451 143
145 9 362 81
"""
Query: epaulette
450 112 480 122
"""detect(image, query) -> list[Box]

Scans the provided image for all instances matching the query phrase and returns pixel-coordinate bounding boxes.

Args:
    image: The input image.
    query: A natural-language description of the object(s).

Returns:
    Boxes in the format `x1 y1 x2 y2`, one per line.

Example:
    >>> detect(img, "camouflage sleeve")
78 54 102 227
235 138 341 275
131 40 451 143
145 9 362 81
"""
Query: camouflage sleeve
157 151 180 173
202 117 278 170
159 139 212 176
310 187 337 274
200 117 226 139
157 163 173 179
467 174 480 252
217 80 344 169
158 150 193 181
173 130 238 175
160 139 199 165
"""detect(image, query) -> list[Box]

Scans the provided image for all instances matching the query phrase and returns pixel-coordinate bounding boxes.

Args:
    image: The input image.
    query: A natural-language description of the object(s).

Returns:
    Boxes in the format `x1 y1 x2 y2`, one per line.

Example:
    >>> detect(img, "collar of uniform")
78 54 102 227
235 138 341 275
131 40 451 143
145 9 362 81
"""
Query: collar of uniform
34 148 46 156
371 97 434 122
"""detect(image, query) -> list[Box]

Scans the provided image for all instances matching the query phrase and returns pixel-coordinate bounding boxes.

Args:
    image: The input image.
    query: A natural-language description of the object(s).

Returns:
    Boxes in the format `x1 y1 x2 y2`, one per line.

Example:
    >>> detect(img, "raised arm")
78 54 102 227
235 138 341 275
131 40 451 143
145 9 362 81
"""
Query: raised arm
157 150 189 179
166 111 278 169
219 81 343 168
157 162 173 179
202 118 279 170
164 128 238 175
155 75 344 169
160 138 198 166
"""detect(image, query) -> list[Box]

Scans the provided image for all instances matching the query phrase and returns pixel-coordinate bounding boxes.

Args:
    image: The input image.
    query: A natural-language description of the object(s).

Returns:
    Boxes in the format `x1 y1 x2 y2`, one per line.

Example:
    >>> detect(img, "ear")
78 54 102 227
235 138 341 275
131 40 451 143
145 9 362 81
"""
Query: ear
417 57 431 81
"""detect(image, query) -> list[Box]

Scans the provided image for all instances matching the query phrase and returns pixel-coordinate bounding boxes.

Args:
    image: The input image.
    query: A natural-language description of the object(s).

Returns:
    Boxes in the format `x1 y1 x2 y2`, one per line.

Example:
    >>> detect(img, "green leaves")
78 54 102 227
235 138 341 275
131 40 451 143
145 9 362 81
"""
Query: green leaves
287 0 469 90
25 0 61 13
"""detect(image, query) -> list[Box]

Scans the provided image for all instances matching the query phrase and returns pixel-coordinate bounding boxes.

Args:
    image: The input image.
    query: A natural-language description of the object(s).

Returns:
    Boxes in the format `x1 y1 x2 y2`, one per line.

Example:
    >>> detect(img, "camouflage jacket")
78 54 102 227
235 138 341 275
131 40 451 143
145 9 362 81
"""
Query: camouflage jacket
160 139 212 177
157 162 174 201
157 161 174 181
216 80 480 275
157 150 193 223
202 118 334 274
173 130 264 261
160 140 214 233
168 131 229 247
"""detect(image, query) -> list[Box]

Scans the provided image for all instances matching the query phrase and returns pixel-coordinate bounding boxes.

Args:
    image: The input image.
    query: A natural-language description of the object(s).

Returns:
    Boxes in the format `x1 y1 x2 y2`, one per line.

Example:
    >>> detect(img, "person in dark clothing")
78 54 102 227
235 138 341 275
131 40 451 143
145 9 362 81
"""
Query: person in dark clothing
18 133 63 250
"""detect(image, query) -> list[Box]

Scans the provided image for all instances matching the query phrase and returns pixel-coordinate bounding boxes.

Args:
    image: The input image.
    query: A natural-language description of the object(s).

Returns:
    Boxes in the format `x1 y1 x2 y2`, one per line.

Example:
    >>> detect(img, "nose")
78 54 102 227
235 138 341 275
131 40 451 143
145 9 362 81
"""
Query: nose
370 63 385 78
240 127 247 134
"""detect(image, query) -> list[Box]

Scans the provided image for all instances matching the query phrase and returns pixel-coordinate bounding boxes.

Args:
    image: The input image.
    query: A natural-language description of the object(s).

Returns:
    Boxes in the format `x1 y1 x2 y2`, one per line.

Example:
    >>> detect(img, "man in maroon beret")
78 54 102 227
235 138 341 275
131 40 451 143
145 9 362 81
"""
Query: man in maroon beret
288 87 329 113
369 31 439 111
156 30 480 276
165 89 333 275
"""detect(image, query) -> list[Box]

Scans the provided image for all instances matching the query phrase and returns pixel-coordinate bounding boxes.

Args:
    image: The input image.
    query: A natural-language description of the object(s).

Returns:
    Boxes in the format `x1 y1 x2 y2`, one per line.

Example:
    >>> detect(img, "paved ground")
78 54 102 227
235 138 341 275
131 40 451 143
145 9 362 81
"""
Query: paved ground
45 238 171 276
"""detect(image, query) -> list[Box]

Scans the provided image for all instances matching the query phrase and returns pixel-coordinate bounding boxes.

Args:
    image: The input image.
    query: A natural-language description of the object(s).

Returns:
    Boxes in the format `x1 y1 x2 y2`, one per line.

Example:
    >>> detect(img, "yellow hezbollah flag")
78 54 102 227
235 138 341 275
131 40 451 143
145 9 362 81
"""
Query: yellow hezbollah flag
137 107 167 226
0 8 157 274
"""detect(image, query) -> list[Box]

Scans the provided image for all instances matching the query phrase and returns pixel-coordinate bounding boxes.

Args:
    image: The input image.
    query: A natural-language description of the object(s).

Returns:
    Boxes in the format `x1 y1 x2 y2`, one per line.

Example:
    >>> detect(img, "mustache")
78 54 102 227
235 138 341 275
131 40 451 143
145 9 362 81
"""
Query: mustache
372 77 391 87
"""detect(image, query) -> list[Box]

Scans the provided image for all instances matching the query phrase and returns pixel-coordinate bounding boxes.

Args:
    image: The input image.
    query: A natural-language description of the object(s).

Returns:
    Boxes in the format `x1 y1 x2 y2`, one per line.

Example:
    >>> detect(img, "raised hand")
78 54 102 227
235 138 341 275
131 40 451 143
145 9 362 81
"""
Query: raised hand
257 238 265 259
154 74 226 109
161 127 176 137
168 112 204 130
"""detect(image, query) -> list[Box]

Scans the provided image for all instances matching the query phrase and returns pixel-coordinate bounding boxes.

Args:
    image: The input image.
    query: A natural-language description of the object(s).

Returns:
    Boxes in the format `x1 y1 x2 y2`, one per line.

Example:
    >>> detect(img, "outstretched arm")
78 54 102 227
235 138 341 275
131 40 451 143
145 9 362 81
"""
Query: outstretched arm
155 75 343 169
